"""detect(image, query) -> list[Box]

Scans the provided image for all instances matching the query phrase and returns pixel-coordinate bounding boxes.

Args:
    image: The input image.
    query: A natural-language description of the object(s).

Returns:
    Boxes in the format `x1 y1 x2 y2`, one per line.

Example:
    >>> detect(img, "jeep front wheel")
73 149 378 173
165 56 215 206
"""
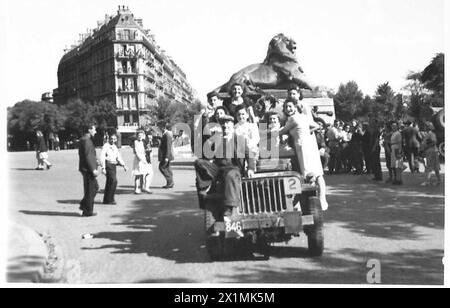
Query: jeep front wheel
305 197 324 257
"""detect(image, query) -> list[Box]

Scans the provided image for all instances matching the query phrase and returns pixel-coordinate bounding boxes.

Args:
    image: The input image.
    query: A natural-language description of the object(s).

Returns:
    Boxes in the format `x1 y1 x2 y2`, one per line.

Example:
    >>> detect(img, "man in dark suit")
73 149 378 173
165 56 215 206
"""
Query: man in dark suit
78 123 99 217
158 122 174 188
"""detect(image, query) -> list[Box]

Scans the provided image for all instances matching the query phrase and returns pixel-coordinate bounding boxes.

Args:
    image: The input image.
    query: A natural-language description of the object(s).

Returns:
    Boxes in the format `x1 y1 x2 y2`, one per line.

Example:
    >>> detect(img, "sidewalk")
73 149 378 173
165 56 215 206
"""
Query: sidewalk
6 223 48 283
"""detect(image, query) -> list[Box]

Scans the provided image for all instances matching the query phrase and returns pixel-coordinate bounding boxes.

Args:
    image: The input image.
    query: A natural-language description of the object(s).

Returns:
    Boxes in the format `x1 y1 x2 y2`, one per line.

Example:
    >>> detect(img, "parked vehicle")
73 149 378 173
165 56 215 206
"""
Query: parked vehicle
432 108 445 158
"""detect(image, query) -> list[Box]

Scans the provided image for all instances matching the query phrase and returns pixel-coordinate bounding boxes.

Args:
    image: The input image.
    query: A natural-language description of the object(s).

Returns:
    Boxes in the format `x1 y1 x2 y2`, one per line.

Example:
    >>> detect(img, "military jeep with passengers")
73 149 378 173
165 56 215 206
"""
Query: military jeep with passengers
203 157 324 260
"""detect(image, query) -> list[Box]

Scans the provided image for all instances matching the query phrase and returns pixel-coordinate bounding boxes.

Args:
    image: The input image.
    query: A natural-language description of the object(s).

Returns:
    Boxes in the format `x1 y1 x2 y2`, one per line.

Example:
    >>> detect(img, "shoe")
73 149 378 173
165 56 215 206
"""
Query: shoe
35 167 44 170
81 212 97 217
162 184 174 189
134 189 142 194
103 201 117 205
143 189 153 194
46 164 52 170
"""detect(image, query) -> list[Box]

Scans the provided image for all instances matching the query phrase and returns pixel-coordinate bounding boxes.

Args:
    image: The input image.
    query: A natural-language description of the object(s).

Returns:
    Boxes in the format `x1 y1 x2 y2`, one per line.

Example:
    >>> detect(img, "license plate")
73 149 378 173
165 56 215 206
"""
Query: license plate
283 177 302 194
224 220 243 238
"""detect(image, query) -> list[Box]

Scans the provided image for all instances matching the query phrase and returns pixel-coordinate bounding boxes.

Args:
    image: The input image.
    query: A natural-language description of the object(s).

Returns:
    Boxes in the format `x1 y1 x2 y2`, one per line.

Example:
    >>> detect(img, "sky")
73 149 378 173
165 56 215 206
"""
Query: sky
0 0 446 106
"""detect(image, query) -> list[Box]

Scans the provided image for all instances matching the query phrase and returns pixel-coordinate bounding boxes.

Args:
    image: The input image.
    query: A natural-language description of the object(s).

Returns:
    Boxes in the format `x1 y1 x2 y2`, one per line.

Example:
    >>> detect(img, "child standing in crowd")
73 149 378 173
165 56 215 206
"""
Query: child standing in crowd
421 122 441 186
279 98 328 211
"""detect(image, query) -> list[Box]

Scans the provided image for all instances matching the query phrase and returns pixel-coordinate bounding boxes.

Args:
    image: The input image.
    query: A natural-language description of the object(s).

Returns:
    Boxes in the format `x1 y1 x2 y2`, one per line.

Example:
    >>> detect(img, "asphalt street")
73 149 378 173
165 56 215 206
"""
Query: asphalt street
7 148 445 284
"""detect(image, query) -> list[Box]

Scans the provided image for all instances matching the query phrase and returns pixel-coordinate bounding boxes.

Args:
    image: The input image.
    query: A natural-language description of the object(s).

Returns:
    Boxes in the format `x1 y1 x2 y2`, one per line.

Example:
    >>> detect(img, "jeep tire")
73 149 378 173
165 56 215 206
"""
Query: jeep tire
305 196 324 257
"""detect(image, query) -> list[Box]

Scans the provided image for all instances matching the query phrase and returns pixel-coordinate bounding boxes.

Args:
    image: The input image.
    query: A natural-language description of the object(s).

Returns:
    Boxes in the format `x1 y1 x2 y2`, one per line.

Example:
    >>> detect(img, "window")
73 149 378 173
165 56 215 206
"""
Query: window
124 113 130 124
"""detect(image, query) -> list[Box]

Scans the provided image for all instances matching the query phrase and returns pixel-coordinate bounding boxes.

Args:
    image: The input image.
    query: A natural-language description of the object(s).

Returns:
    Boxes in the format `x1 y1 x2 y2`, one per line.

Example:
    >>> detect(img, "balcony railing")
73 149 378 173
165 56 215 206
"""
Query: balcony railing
115 50 144 59
116 68 138 75
118 87 140 93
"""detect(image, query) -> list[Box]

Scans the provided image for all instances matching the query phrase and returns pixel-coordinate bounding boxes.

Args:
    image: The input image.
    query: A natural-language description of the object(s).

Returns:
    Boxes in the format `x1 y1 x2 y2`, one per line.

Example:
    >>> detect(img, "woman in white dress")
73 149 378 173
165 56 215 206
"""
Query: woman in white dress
279 99 328 210
132 130 152 194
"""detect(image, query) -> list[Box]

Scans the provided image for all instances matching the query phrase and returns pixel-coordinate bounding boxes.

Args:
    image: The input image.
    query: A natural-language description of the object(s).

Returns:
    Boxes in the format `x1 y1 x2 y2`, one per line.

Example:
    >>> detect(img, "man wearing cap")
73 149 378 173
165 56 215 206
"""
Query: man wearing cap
194 115 256 220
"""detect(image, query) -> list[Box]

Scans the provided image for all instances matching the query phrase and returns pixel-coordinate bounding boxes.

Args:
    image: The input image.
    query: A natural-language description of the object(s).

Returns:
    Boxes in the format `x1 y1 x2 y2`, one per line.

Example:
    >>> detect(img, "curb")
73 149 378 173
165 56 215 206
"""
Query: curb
39 233 66 283
7 224 66 283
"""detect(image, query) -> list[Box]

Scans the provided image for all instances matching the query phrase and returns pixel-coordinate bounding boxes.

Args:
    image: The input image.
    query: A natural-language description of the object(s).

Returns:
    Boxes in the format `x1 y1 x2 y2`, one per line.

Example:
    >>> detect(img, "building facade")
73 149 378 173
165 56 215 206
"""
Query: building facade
54 5 195 134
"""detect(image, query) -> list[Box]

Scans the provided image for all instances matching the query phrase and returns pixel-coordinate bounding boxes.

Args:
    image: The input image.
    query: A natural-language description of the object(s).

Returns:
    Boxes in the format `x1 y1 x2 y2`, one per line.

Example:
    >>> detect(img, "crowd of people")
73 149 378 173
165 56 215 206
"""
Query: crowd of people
312 117 442 187
75 121 174 217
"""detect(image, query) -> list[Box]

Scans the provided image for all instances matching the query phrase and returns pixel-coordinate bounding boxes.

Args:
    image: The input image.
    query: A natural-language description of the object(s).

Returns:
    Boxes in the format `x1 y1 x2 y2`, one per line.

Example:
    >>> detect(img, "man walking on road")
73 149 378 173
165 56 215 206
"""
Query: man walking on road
78 123 99 217
158 122 174 188
100 133 127 205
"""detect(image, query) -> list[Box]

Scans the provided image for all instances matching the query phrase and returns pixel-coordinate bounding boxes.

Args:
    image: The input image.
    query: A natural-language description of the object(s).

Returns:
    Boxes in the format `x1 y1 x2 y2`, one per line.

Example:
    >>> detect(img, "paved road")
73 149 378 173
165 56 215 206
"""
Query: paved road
7 148 444 284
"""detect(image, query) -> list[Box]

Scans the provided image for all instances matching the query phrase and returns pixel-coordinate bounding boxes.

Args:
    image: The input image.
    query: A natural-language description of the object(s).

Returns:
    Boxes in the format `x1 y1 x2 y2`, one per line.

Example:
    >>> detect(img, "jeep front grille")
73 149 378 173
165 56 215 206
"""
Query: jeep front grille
239 178 288 215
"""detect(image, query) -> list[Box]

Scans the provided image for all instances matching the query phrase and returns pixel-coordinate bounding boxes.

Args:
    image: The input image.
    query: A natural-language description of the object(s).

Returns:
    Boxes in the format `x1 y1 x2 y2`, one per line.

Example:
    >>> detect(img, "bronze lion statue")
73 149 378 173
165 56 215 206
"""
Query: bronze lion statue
217 33 315 93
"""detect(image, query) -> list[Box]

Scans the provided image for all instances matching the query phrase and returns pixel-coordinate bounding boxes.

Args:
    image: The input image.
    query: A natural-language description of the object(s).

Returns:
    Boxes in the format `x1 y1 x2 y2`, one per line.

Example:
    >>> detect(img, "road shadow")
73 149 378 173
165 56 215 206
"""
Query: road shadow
137 278 197 283
57 200 103 205
98 189 133 196
82 191 209 263
323 171 445 241
216 248 444 285
10 168 43 171
20 210 81 217
7 255 46 283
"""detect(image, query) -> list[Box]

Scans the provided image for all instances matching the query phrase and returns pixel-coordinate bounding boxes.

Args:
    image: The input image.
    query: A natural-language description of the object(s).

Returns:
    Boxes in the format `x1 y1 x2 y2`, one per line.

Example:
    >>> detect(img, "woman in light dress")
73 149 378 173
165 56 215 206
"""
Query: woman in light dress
132 130 153 194
279 99 328 210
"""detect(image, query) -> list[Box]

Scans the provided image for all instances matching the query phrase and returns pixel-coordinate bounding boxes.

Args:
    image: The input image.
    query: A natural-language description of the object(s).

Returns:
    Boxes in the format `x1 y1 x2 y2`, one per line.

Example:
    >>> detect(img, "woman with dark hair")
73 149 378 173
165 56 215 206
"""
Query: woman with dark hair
224 82 255 121
279 98 328 210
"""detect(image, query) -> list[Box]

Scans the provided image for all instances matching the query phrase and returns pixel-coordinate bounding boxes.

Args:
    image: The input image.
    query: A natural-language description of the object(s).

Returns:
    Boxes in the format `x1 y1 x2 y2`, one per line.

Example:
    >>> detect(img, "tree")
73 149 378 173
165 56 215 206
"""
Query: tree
355 95 373 119
91 99 117 129
402 72 434 123
7 100 67 150
373 82 399 121
333 81 364 121
421 53 444 107
150 96 172 124
61 98 95 138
